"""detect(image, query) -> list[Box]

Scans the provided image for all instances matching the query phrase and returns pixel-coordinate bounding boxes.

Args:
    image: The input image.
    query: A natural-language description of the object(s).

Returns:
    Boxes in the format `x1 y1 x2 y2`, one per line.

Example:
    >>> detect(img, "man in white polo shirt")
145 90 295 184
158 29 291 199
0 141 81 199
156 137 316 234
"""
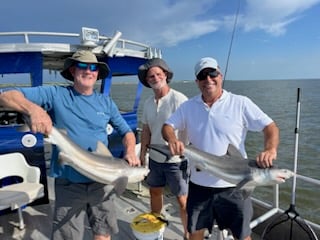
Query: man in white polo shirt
162 57 279 240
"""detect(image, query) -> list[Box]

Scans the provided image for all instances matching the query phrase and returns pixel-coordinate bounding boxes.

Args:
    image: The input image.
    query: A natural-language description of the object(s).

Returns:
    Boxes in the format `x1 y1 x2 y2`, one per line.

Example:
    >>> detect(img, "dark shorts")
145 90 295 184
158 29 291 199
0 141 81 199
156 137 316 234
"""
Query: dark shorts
187 181 253 239
52 178 118 239
146 158 189 196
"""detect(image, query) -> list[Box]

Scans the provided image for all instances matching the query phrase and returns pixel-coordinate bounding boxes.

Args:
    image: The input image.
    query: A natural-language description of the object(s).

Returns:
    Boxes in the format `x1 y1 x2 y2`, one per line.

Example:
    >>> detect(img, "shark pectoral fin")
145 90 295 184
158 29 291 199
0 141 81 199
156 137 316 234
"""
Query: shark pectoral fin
232 177 255 199
112 176 128 196
235 176 253 191
95 141 113 157
230 188 254 199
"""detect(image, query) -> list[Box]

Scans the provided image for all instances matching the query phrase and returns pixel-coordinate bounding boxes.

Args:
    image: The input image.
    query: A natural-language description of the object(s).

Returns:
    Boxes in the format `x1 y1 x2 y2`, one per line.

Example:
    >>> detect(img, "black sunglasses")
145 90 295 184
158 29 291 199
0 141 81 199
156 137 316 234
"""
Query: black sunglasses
197 70 220 81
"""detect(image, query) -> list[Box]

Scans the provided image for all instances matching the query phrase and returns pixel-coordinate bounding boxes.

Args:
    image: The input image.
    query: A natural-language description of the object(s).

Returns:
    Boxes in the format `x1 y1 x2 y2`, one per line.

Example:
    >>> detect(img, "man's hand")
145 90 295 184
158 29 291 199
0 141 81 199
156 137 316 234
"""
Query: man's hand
29 106 52 135
256 149 277 168
167 140 185 156
124 151 141 167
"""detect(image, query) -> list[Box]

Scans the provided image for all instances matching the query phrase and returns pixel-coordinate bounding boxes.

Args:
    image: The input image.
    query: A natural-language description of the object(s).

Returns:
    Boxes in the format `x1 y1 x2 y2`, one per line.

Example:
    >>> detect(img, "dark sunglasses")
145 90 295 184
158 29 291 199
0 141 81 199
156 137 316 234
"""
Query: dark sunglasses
197 70 220 81
75 62 98 72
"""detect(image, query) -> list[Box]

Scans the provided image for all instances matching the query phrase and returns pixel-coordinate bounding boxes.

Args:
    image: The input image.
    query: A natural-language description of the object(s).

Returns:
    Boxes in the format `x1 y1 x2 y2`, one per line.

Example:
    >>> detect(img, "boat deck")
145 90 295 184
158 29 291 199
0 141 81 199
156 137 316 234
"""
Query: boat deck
0 176 263 240
0 177 188 240
2 176 319 240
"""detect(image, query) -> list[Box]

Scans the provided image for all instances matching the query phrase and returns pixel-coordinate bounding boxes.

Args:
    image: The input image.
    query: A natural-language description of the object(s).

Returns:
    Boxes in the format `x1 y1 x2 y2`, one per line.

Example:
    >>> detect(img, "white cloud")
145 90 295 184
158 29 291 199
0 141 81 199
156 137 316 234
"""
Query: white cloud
240 0 320 36
105 0 320 44
90 0 220 47
153 20 220 46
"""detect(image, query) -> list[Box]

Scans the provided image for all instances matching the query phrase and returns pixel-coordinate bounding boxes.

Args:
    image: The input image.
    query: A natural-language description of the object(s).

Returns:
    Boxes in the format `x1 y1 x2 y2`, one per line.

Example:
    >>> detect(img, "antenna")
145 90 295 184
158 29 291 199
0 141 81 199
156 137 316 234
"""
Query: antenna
223 0 241 86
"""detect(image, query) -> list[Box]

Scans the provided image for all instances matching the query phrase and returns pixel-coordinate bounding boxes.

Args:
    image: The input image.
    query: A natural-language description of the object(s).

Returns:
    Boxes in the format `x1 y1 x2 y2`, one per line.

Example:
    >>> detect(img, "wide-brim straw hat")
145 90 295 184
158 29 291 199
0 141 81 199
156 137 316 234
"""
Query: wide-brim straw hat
60 50 110 81
138 58 173 88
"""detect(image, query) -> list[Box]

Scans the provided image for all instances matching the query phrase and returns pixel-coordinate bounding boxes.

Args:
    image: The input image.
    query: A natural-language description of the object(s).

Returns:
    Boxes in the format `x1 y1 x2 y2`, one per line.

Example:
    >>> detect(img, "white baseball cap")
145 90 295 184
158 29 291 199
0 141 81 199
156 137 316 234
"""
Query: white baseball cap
194 57 219 77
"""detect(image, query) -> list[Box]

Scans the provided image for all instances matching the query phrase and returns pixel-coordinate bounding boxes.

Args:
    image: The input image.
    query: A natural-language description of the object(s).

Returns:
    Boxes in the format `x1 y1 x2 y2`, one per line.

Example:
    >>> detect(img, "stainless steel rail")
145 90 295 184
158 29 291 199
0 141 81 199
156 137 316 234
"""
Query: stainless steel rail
0 29 162 59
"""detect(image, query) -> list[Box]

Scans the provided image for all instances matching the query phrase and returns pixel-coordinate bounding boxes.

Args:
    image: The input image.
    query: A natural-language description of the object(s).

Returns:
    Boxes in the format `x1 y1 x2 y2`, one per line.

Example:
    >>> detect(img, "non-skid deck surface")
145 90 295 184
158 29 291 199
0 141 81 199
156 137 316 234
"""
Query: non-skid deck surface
0 177 262 240
0 178 187 240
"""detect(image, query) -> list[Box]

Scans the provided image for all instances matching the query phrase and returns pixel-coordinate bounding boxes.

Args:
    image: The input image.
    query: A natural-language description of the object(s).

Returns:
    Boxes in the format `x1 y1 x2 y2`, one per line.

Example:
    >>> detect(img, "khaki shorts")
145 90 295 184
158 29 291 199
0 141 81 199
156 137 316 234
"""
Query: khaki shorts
52 178 118 239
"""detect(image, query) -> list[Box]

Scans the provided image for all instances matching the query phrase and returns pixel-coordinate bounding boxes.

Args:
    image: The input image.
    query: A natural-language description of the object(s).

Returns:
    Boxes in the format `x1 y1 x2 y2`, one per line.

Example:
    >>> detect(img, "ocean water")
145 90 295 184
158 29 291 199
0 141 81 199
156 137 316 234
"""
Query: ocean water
110 79 320 224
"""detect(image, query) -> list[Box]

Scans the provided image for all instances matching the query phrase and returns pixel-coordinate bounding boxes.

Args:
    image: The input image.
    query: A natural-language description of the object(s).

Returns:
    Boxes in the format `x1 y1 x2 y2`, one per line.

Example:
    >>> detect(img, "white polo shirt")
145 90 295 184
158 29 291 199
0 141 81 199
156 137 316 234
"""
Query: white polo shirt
142 88 188 163
165 90 273 187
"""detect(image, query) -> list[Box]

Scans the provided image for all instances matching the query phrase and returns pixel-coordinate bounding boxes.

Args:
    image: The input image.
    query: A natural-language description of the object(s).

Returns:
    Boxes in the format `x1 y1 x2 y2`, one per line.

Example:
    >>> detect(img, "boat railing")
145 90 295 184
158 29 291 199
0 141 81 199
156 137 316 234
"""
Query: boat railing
0 28 162 59
250 173 320 230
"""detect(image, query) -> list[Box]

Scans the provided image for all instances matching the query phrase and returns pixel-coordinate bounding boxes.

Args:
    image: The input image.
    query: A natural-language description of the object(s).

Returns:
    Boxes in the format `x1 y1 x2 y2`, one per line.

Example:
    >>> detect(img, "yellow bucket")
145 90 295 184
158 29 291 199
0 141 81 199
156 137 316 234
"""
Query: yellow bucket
131 213 167 240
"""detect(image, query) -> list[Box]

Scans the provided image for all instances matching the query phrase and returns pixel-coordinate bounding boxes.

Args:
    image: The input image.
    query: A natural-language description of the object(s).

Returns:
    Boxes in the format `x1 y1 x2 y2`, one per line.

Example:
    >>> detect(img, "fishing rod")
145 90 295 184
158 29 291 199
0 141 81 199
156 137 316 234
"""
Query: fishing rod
222 0 241 87
261 88 319 240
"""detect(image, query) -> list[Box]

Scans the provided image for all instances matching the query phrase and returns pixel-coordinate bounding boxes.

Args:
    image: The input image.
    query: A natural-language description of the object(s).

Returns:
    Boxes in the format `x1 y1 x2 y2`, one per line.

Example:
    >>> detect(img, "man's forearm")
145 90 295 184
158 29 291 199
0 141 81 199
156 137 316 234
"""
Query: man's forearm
264 122 279 152
0 90 53 134
0 90 34 115
140 125 151 158
162 124 177 143
122 131 137 154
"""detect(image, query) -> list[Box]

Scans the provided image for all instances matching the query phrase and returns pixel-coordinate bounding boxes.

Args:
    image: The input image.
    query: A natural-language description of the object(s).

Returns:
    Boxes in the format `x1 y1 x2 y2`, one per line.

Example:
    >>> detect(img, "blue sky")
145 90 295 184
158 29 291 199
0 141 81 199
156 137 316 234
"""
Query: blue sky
1 0 320 81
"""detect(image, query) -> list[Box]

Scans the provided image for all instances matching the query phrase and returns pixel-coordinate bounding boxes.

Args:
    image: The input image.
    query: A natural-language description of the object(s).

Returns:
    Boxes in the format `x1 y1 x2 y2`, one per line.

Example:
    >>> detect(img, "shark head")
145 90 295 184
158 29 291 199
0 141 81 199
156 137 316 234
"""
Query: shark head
270 168 295 184
252 168 294 186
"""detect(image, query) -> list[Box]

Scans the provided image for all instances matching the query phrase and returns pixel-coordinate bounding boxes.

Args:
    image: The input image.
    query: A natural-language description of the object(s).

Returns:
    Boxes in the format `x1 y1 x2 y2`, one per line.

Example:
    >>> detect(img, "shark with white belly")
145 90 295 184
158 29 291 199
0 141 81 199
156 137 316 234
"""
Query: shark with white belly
18 123 149 195
45 127 149 195
148 144 294 198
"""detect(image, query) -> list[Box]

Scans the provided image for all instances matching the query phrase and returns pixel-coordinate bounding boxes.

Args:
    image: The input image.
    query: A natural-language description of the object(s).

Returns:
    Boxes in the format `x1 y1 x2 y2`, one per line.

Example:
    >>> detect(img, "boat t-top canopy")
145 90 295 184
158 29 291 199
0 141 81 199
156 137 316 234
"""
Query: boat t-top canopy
0 27 161 74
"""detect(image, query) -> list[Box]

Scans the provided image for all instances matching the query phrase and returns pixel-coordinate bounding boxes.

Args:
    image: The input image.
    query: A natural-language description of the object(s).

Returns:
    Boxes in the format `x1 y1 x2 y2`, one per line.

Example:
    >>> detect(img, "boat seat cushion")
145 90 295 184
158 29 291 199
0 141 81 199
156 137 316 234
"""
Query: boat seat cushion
0 182 44 210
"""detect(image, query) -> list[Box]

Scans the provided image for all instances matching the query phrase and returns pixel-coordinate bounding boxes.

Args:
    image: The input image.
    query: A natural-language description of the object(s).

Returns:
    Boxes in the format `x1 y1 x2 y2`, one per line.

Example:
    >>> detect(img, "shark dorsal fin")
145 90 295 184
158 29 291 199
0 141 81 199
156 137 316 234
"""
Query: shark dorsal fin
226 144 244 159
95 141 113 157
59 129 68 136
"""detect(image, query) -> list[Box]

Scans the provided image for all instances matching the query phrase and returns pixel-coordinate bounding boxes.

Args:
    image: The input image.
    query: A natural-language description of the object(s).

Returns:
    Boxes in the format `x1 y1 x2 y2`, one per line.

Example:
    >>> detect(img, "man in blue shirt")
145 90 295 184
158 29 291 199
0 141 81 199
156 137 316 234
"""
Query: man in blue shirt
0 50 140 240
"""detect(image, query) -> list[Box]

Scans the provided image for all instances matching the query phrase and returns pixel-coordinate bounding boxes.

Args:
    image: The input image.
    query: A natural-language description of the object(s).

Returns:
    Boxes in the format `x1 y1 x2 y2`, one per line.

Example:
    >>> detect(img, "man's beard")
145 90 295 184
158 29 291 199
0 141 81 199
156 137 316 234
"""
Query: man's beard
150 80 166 90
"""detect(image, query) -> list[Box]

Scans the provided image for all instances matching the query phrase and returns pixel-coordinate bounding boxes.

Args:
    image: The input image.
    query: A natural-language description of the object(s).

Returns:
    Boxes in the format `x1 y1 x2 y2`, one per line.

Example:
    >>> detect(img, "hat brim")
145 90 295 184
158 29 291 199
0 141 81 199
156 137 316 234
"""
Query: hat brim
60 58 110 81
138 58 173 88
138 71 173 88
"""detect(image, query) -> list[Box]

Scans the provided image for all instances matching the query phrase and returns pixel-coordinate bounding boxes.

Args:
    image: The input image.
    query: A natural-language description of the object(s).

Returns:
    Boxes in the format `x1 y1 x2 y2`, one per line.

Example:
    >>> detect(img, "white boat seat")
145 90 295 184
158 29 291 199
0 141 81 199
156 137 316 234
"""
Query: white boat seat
0 182 44 209
0 152 44 229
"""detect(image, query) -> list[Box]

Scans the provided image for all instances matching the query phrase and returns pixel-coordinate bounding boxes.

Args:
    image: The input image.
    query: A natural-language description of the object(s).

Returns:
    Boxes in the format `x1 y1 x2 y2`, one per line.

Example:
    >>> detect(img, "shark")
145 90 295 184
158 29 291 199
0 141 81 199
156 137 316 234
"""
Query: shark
148 144 294 198
47 127 149 195
19 124 149 195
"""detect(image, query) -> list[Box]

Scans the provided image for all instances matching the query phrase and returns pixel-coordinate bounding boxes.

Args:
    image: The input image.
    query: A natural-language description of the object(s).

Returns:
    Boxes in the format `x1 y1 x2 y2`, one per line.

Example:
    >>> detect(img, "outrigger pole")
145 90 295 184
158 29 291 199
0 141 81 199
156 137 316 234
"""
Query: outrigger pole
223 0 241 86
